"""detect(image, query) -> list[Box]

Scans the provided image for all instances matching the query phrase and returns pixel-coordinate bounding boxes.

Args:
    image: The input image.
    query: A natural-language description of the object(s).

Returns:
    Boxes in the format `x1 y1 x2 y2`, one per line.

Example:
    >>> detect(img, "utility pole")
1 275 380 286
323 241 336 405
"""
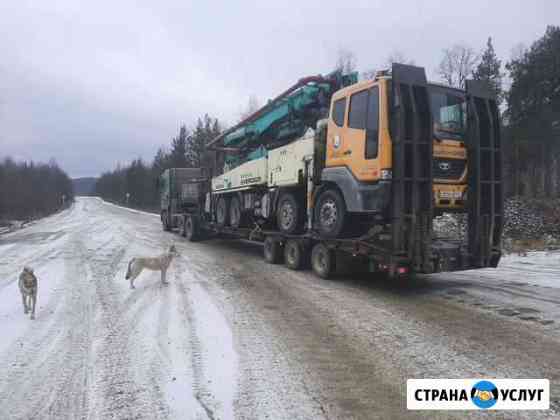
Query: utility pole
126 192 130 206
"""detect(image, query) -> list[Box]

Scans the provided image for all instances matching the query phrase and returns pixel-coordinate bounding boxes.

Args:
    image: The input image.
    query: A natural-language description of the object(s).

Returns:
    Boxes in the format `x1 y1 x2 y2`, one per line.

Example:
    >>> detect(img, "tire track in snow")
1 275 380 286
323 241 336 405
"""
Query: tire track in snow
87 232 170 420
173 256 237 420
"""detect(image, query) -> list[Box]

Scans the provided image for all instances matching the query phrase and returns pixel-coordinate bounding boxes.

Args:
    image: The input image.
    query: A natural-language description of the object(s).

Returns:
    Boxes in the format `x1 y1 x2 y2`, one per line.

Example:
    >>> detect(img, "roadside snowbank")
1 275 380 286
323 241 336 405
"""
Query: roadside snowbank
95 197 160 218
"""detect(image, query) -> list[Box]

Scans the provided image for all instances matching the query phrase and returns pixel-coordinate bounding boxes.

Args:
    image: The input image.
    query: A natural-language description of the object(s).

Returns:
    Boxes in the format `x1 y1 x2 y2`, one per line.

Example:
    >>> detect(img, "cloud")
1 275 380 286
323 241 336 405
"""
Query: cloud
0 0 557 177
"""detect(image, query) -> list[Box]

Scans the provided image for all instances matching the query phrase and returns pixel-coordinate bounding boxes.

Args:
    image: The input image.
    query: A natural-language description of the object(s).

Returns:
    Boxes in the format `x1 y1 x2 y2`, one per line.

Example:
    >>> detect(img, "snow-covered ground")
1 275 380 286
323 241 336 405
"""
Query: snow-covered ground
1 197 559 419
0 198 237 419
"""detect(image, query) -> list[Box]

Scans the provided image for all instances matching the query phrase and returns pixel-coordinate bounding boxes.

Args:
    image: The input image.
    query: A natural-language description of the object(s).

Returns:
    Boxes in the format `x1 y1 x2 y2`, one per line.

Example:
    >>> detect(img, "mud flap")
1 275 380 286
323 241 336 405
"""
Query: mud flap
390 64 434 273
465 80 503 268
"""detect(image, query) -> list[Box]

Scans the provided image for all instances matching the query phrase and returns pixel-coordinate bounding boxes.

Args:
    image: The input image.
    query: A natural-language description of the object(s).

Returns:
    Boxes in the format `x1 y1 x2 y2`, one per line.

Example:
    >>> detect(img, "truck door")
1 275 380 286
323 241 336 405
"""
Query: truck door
326 85 381 182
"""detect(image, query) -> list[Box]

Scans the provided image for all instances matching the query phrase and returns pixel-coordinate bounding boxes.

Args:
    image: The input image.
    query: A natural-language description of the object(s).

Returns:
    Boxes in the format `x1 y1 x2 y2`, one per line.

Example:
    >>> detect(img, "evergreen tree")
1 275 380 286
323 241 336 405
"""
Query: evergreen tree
168 125 190 168
152 147 170 174
473 37 503 105
506 25 560 197
188 114 221 168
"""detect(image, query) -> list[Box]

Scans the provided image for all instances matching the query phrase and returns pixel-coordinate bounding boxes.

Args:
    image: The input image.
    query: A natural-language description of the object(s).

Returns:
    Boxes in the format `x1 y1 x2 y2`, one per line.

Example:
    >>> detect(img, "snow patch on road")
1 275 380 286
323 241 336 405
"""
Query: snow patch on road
164 285 208 419
0 197 240 419
189 282 238 420
96 197 160 218
471 250 560 289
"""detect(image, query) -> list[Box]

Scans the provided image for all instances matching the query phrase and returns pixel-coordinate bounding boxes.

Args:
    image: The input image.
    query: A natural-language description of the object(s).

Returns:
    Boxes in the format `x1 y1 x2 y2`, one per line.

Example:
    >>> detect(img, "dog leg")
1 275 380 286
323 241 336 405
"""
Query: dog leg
22 293 28 314
129 268 141 289
161 269 168 284
30 295 36 320
21 293 27 314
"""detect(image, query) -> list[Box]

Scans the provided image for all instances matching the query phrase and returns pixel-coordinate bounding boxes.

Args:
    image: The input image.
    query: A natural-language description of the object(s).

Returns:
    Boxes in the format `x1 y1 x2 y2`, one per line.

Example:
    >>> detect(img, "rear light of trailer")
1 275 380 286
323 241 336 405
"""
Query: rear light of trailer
397 266 408 275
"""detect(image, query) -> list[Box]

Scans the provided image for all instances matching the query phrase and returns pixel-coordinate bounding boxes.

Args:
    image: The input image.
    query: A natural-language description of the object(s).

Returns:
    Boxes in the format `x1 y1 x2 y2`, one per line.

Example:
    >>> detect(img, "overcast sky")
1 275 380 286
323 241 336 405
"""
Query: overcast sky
1 1 558 177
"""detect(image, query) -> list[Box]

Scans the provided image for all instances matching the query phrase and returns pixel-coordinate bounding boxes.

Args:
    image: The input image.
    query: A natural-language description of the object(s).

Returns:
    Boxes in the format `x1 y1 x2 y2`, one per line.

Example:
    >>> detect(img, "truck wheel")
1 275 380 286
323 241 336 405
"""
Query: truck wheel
277 192 302 234
314 189 346 238
162 211 171 231
284 239 307 270
183 215 200 241
263 236 282 264
230 196 245 228
216 196 229 227
311 243 335 279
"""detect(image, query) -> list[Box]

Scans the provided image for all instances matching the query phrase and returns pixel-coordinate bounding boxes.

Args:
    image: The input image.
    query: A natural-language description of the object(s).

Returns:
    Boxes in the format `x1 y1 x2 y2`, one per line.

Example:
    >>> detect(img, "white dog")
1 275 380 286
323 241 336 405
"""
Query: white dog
125 245 179 289
19 266 38 320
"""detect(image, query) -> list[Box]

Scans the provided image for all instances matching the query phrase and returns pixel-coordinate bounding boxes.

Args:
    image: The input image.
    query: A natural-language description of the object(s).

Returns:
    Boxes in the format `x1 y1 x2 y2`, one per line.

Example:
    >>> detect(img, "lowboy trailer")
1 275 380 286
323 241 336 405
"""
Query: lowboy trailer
160 64 503 279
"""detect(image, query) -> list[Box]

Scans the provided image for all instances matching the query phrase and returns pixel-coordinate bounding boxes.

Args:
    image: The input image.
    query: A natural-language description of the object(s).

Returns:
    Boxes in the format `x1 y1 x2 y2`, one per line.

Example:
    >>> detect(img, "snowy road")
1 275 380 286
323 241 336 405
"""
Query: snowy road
0 197 559 419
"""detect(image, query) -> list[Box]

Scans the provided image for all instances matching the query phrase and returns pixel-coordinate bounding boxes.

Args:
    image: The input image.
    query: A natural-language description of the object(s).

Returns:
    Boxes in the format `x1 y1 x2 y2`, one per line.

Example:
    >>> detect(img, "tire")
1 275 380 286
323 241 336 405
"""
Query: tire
284 239 307 270
162 211 171 231
277 192 303 234
314 189 347 238
216 195 229 227
183 215 200 242
311 243 335 279
230 195 244 228
263 236 282 264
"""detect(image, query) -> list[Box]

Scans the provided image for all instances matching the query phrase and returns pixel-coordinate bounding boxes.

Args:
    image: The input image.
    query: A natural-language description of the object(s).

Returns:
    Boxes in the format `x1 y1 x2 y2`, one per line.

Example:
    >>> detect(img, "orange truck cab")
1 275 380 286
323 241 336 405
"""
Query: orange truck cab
323 77 468 218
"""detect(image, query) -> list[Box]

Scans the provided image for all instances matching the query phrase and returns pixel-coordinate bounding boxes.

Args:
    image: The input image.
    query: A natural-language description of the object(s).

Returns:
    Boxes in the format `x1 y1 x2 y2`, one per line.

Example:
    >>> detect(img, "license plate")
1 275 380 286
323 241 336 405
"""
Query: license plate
438 191 463 199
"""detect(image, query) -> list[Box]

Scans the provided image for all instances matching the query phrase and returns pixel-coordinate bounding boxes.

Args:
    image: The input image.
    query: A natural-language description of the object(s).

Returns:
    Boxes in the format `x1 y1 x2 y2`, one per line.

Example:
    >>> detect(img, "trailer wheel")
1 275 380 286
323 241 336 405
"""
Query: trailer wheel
216 196 229 227
277 192 302 234
263 236 282 264
311 243 335 279
284 239 307 270
162 211 171 231
229 196 245 228
183 215 200 242
315 189 346 238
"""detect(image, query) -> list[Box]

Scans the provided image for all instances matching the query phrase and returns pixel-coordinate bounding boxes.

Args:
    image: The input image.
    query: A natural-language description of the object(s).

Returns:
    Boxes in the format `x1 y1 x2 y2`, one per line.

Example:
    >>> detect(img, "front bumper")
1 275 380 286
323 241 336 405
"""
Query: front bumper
434 184 467 210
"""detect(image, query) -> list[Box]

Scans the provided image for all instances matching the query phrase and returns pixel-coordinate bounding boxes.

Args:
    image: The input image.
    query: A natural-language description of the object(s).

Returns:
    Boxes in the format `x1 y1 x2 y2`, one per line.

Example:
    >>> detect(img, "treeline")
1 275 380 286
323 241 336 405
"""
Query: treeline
504 26 560 198
0 158 74 221
94 114 220 209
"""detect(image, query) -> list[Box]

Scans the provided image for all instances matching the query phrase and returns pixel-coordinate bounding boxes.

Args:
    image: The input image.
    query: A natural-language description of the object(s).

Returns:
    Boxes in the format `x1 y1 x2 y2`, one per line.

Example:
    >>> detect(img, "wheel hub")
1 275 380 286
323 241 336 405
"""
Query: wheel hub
280 202 295 229
317 251 325 268
231 205 240 225
320 199 337 228
287 245 296 262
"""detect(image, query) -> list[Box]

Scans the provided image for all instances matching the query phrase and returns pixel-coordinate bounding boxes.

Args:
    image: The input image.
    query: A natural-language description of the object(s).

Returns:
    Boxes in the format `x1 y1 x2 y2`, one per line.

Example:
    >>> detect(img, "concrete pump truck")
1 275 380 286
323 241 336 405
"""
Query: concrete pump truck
160 63 503 279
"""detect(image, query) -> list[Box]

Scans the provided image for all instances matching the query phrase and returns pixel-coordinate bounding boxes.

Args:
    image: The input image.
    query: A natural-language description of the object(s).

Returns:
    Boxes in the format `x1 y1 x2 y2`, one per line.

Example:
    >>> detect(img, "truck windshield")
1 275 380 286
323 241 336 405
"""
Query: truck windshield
430 90 466 141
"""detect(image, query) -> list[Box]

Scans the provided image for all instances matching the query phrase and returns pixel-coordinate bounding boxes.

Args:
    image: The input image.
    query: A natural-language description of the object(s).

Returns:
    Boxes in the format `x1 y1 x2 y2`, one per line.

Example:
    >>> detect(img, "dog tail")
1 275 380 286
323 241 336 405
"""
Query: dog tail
125 259 134 280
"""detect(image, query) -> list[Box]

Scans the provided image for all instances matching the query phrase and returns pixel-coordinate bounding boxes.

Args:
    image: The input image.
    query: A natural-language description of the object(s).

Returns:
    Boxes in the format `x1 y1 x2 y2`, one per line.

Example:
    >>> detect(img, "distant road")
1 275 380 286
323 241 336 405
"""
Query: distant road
0 197 558 419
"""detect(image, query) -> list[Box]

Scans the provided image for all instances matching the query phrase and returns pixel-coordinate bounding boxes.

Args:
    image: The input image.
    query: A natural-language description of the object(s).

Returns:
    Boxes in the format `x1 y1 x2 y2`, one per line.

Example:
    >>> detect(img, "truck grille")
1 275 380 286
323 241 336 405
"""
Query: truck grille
433 158 466 180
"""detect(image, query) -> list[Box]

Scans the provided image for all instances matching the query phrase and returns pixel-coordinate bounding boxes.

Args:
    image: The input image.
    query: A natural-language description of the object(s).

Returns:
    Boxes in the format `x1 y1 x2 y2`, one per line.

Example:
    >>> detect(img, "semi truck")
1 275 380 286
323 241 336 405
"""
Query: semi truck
160 63 503 279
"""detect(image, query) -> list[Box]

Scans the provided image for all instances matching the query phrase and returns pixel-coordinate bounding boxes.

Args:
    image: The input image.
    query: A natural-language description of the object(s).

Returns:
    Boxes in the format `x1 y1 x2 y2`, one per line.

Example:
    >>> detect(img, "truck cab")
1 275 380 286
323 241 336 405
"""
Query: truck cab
429 84 468 210
319 77 468 226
